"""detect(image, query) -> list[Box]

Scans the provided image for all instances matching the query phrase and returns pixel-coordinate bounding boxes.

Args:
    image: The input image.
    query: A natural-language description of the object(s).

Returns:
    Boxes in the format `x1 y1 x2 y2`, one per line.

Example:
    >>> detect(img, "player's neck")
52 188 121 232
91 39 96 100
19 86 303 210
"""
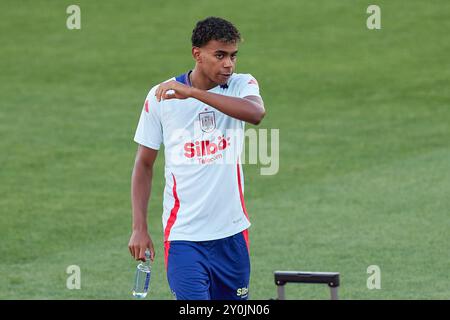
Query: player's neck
189 68 218 91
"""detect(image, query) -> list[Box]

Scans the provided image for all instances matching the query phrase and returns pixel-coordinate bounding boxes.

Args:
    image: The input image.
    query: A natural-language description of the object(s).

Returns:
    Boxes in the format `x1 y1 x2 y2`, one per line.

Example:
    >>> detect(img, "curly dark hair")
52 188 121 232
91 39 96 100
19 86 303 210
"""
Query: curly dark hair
191 17 241 47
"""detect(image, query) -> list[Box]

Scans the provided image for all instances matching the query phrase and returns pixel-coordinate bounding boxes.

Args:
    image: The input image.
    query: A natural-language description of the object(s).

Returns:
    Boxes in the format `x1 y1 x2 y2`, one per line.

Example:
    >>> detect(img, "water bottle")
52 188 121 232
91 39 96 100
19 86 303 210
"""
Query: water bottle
132 249 151 298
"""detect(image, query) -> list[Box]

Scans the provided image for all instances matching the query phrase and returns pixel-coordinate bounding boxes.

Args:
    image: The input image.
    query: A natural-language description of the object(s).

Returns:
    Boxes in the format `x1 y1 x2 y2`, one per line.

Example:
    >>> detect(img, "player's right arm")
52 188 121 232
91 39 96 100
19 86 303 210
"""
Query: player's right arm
128 145 158 262
129 86 163 262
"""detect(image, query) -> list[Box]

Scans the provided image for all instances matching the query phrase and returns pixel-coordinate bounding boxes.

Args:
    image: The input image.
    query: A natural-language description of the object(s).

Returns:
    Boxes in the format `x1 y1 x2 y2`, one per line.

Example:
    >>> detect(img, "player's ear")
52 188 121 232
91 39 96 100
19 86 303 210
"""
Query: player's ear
192 47 202 63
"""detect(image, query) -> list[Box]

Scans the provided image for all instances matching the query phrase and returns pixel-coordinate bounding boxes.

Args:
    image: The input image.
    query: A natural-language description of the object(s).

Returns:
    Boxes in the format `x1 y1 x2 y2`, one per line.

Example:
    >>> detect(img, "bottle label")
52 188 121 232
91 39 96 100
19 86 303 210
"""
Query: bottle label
144 272 151 291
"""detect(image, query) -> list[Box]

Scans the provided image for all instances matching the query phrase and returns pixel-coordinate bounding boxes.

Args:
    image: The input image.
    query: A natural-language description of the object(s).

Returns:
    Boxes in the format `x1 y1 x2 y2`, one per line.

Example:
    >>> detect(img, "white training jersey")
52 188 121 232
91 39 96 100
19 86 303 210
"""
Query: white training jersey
134 71 261 242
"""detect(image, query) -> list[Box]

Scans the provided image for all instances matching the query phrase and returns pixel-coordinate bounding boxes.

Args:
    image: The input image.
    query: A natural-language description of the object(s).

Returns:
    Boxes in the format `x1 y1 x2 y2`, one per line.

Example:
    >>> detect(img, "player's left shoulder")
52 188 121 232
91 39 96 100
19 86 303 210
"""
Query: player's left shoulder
228 73 259 89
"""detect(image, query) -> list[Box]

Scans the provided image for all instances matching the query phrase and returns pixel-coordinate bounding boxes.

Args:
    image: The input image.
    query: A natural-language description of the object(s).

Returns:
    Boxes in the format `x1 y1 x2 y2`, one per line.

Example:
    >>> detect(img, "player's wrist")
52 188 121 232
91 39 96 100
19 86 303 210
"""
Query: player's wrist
132 222 148 232
188 86 200 99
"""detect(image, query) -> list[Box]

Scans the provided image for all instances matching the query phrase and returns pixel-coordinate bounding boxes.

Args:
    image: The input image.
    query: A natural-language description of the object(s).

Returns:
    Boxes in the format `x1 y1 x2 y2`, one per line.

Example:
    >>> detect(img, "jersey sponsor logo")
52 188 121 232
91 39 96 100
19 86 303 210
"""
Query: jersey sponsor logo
236 286 249 298
199 111 216 133
183 135 231 159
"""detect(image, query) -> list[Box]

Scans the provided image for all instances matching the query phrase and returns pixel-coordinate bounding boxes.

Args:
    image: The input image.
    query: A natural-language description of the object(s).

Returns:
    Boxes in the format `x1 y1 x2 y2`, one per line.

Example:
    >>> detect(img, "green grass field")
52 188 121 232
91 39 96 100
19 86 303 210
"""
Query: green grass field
1 0 449 299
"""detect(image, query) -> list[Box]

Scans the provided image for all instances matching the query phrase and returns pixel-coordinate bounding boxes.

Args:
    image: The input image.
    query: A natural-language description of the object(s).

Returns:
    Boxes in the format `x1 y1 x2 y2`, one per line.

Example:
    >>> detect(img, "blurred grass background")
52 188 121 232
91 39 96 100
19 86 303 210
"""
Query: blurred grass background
0 0 449 299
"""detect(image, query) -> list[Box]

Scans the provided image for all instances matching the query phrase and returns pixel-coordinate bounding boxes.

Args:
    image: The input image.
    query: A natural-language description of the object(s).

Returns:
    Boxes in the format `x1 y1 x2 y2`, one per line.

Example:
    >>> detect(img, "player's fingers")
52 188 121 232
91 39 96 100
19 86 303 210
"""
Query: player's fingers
155 85 163 102
161 88 170 101
157 88 162 102
164 93 176 100
148 243 155 261
128 245 133 257
138 246 146 262
128 241 135 257
133 245 140 260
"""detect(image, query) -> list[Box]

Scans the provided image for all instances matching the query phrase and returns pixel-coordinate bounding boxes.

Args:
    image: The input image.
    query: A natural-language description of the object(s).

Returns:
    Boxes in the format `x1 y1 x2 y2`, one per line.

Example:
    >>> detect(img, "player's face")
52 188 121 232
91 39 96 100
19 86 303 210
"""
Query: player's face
197 40 238 85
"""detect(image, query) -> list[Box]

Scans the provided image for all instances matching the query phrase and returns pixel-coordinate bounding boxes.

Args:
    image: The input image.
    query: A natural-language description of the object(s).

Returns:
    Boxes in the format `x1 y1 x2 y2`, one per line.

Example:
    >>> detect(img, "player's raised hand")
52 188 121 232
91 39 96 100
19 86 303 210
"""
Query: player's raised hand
128 230 155 262
155 80 192 102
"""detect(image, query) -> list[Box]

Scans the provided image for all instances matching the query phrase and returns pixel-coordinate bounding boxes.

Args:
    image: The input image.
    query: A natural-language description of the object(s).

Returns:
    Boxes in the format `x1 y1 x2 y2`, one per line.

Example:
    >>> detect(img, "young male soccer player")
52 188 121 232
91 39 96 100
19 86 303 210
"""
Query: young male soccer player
128 16 265 300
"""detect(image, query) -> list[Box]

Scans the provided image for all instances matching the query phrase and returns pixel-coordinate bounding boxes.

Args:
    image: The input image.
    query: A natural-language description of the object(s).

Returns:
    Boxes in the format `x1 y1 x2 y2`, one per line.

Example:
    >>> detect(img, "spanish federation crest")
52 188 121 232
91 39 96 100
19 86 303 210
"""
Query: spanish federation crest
199 111 216 133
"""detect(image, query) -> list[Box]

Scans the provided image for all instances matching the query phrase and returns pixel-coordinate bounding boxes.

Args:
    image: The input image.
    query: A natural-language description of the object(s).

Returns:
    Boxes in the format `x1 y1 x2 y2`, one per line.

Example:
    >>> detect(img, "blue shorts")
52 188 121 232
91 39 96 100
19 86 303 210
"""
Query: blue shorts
165 230 250 300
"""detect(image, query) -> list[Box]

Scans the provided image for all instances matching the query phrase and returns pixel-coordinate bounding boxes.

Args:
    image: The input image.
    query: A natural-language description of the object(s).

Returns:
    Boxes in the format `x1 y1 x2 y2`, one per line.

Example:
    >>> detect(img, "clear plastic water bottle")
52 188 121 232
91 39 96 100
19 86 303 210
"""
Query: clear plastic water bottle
132 249 151 298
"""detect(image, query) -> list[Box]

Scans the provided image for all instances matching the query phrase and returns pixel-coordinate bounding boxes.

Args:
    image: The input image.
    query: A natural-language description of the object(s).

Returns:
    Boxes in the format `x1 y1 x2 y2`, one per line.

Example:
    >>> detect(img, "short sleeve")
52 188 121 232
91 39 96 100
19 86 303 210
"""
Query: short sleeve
133 88 163 150
238 74 261 98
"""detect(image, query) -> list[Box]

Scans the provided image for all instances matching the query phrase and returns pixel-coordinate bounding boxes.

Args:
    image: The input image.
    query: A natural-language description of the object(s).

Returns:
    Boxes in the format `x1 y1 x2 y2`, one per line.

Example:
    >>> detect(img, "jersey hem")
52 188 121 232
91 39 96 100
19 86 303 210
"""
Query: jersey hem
166 223 251 242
